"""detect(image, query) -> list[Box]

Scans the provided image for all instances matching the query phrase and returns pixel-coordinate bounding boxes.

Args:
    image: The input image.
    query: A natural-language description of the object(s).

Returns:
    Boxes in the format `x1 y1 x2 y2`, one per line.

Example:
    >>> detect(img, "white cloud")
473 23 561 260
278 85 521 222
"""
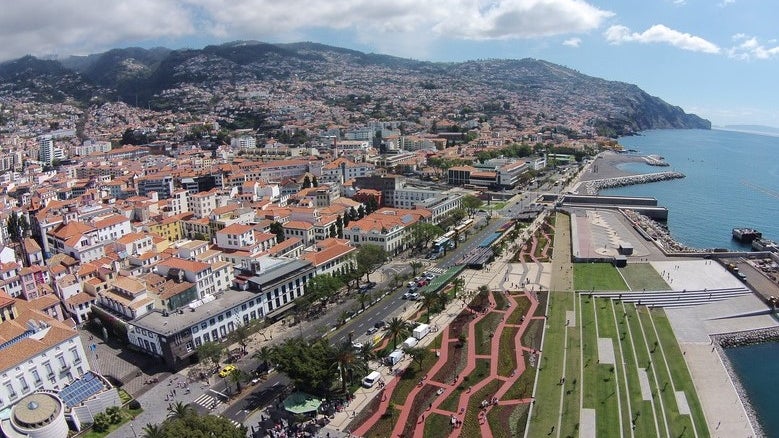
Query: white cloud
727 35 779 60
719 0 736 6
0 0 195 60
604 24 720 54
0 0 614 61
563 37 582 47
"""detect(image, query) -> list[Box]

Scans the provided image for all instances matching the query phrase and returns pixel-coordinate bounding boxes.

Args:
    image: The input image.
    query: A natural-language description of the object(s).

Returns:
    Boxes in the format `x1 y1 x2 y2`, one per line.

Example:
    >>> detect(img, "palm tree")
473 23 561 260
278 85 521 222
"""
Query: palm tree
142 423 165 438
166 401 195 420
228 367 248 393
228 322 251 354
358 341 376 362
410 261 424 277
254 346 275 373
357 292 370 311
332 341 366 393
421 292 438 323
387 317 411 350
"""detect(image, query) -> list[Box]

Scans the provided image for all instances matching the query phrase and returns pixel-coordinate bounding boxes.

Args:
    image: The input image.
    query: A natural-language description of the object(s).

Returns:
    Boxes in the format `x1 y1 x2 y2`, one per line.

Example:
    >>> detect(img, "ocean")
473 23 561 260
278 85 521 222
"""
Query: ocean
602 128 779 436
600 129 779 250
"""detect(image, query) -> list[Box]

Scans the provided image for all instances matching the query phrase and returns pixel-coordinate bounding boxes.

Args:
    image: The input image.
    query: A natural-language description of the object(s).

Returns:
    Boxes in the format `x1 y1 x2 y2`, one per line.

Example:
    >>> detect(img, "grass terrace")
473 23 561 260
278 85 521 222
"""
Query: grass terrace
574 262 629 291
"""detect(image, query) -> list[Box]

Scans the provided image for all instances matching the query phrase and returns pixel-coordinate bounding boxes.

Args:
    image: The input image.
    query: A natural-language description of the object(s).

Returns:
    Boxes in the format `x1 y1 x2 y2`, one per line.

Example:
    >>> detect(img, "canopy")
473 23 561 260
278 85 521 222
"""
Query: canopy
282 391 322 414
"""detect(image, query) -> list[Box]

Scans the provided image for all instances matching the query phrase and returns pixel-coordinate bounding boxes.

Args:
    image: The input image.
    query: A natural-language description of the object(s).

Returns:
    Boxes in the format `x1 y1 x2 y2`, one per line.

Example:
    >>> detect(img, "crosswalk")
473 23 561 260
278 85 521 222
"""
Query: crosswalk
427 267 446 275
192 393 222 410
219 415 243 429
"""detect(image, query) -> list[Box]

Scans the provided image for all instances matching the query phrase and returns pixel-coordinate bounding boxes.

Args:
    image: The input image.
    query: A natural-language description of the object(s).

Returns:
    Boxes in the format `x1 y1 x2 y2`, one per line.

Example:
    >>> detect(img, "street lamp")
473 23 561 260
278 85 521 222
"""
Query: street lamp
129 423 138 438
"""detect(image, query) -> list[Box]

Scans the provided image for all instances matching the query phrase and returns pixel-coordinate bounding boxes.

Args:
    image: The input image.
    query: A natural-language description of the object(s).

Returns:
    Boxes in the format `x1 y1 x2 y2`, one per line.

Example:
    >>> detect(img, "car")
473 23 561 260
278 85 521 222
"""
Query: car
424 273 436 281
407 292 420 300
366 327 379 335
352 342 364 350
219 364 237 378
417 280 428 287
408 281 417 288
374 320 386 329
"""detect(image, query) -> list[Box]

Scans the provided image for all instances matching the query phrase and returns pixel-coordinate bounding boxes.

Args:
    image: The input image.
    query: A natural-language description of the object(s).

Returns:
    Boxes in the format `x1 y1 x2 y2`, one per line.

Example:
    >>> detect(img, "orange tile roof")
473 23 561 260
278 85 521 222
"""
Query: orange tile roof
218 223 254 235
159 257 210 273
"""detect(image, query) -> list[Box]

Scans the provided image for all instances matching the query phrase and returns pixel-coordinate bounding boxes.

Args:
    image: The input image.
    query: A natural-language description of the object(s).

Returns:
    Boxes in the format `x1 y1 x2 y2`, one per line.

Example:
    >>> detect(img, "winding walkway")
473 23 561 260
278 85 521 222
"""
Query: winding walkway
352 286 543 437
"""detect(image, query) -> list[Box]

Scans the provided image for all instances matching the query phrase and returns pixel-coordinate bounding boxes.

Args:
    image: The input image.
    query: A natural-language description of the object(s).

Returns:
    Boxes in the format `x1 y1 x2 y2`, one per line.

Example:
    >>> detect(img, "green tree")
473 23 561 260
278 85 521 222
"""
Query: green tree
93 412 111 432
461 195 484 218
343 213 351 228
302 175 312 189
303 274 344 307
106 406 122 424
332 341 367 393
329 223 337 238
387 317 411 349
271 337 337 396
227 367 248 393
357 205 366 219
312 176 319 187
269 221 285 242
336 215 344 238
166 401 195 421
142 423 165 438
406 222 443 250
158 412 246 438
357 291 371 311
196 341 224 372
356 244 388 283
227 323 251 354
365 196 379 214
421 292 438 323
403 346 430 370
348 206 358 221
254 346 275 371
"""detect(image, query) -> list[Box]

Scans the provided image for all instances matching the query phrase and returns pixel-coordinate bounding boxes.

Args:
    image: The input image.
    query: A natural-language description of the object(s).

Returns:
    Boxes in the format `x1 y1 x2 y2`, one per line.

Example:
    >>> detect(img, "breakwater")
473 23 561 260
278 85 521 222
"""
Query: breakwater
622 209 703 253
715 326 779 348
580 171 685 195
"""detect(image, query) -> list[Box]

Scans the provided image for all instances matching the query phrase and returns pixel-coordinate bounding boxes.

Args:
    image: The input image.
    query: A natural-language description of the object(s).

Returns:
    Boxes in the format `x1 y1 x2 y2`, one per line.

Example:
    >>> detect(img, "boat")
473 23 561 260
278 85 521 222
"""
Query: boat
732 228 762 242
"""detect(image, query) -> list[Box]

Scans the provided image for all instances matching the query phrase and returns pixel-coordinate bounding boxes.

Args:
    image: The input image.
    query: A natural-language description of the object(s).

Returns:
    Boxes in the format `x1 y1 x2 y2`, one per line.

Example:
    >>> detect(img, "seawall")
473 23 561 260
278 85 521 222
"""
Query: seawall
577 171 685 195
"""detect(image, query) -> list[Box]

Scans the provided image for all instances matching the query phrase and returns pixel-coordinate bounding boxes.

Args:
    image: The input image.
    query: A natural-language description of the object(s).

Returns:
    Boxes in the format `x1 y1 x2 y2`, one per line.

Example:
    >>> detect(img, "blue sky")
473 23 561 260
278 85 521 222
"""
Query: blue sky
2 0 778 127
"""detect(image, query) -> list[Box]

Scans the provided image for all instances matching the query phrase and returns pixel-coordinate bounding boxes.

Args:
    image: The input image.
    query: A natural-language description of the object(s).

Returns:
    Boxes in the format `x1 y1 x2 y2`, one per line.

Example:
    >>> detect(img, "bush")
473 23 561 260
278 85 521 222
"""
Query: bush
128 399 141 410
93 412 110 432
106 406 122 424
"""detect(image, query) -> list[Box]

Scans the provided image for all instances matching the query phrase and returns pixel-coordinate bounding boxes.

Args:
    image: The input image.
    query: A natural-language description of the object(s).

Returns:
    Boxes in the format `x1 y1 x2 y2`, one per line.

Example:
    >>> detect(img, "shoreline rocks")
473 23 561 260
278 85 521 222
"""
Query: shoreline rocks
580 171 685 195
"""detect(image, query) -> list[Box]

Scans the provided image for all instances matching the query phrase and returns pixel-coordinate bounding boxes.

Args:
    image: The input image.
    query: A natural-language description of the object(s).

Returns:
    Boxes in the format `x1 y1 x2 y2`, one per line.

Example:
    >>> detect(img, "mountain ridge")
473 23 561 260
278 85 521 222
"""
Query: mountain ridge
0 41 710 136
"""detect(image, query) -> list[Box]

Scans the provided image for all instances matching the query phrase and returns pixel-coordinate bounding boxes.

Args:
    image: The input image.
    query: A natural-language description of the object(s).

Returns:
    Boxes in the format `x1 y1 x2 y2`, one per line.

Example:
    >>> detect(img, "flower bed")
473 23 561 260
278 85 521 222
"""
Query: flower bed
497 326 519 377
533 291 548 316
492 290 509 310
431 340 467 385
461 379 502 437
487 403 530 438
448 311 472 341
423 412 454 438
360 405 400 438
506 296 531 325
521 319 544 351
474 313 503 355
400 384 440 438
503 353 535 400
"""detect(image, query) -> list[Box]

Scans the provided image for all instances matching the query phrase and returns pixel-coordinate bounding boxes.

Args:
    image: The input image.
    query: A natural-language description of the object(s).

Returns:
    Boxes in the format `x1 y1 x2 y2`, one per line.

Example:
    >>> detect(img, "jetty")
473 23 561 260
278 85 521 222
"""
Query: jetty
575 171 685 195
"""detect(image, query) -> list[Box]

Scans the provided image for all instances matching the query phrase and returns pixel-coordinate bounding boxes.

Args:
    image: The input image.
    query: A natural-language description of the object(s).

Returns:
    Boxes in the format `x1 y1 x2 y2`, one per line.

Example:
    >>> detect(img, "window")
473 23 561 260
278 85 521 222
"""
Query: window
44 362 54 378
57 355 67 370
70 348 80 364
18 376 28 392
31 369 41 385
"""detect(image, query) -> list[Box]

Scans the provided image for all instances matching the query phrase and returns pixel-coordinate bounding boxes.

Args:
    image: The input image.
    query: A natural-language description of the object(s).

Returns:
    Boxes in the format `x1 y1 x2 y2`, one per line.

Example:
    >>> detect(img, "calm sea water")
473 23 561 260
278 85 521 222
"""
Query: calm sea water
602 129 779 436
724 343 779 436
601 129 779 250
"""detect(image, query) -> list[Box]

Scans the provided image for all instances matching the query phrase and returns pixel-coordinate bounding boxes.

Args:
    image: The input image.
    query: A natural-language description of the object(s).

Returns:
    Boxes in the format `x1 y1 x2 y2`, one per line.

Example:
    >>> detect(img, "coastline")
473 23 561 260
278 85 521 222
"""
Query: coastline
713 327 779 438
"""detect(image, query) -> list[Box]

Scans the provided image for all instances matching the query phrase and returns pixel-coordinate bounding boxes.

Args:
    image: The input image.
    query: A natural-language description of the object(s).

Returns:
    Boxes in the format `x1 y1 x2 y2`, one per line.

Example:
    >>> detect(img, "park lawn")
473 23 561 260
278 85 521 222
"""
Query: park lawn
533 235 549 259
592 298 628 437
438 385 464 412
623 303 669 436
574 263 628 292
648 308 709 437
595 297 634 436
527 291 569 437
619 263 669 291
612 300 659 438
497 326 519 377
463 358 491 386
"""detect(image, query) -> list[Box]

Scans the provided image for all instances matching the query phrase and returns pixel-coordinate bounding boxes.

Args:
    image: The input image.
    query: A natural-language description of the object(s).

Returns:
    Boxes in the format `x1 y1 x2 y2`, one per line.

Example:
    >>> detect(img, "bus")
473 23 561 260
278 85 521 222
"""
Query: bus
432 230 456 253
454 218 475 236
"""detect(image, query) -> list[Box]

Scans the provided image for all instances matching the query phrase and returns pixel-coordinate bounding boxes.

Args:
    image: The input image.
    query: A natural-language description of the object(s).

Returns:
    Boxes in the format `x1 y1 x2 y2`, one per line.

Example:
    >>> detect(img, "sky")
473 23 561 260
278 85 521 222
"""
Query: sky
1 0 778 127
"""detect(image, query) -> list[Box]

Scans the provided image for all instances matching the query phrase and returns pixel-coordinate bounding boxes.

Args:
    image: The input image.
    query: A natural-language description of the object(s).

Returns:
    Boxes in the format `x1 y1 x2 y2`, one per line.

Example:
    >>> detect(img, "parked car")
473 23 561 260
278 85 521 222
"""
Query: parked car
219 364 237 378
352 342 364 350
374 320 386 329
366 327 378 335
417 280 428 287
407 292 420 300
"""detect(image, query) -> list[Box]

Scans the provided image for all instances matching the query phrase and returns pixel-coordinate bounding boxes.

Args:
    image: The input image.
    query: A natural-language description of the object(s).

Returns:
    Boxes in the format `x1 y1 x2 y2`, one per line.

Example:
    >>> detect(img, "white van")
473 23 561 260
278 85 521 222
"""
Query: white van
362 371 381 388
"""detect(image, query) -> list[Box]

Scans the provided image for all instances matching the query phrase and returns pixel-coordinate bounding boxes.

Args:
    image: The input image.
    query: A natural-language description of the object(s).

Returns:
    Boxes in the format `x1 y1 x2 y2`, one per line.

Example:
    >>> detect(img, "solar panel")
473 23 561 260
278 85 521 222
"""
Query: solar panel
59 373 105 407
